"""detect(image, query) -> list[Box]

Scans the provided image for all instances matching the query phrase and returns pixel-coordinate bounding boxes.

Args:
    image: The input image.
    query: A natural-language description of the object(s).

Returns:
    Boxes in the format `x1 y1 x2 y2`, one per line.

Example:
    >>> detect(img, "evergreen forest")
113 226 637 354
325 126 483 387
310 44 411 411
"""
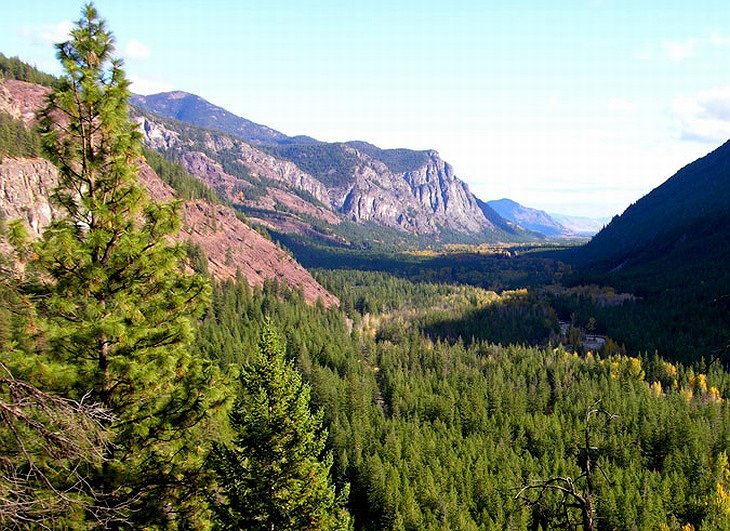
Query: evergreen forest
1 3 730 530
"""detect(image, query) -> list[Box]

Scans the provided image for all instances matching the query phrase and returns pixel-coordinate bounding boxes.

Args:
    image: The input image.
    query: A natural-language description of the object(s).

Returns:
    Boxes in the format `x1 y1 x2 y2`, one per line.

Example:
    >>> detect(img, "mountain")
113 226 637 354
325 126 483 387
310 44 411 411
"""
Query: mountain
132 91 531 245
487 198 569 237
130 91 294 145
562 140 730 362
549 213 609 237
0 78 338 306
571 139 730 278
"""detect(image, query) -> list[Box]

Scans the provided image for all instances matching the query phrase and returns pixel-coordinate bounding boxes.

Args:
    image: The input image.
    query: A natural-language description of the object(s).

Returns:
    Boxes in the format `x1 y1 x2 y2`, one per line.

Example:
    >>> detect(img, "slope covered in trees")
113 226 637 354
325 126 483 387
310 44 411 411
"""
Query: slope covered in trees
560 139 730 363
0 52 56 87
2 3 730 530
570 139 730 277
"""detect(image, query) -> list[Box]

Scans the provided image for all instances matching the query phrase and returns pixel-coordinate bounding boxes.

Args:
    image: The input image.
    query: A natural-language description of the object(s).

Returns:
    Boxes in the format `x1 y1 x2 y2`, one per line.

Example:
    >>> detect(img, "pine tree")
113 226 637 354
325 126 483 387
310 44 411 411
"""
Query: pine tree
9 3 227 525
209 321 352 530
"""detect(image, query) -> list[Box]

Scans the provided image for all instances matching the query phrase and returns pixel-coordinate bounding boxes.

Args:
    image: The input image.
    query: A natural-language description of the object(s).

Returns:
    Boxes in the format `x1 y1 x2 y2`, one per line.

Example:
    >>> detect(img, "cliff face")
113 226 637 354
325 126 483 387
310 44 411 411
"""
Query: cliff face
0 155 337 306
0 158 58 238
335 149 494 234
131 91 524 241
137 114 332 206
0 79 48 125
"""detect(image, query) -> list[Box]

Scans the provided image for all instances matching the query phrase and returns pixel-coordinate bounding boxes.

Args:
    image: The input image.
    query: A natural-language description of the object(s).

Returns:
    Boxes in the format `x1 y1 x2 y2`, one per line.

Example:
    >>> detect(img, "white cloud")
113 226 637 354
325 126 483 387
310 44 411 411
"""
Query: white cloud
709 32 730 47
123 39 151 60
655 33 730 63
129 75 173 95
663 38 698 61
20 21 73 45
608 98 637 112
673 86 730 143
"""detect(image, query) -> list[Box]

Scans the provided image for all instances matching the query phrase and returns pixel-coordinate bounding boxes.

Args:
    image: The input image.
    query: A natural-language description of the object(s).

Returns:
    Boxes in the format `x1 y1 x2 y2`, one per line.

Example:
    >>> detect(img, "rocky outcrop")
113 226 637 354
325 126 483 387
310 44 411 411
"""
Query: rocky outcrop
333 148 496 234
0 155 338 307
0 79 48 125
0 157 59 237
136 114 331 206
132 91 522 241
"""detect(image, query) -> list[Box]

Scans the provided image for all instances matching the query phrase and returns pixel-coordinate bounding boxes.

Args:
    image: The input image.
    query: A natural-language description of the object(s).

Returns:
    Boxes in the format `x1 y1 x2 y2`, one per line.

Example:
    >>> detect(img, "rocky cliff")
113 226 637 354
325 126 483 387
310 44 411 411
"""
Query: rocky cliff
334 147 494 233
132 91 527 242
0 155 337 306
136 110 327 208
0 79 337 306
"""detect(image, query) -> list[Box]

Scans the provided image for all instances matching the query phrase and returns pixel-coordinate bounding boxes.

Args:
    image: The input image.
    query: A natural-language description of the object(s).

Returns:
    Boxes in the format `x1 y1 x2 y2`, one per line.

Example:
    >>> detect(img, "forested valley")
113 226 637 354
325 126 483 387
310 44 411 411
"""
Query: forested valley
2 4 730 530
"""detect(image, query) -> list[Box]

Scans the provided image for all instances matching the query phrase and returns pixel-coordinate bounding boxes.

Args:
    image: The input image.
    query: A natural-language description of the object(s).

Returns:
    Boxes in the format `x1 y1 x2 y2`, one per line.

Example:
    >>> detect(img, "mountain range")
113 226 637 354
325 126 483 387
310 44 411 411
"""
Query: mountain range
6 58 728 295
131 91 531 245
487 198 571 238
485 198 609 238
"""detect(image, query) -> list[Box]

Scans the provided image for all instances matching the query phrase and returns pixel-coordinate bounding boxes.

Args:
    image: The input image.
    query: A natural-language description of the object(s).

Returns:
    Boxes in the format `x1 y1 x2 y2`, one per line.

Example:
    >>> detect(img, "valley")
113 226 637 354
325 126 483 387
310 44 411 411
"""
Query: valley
2 11 730 528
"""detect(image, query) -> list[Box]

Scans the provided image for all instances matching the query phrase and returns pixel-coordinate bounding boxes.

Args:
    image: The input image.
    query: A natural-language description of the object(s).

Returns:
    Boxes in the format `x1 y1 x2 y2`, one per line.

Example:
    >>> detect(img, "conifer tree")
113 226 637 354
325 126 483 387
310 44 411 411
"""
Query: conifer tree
9 3 227 525
209 321 352 530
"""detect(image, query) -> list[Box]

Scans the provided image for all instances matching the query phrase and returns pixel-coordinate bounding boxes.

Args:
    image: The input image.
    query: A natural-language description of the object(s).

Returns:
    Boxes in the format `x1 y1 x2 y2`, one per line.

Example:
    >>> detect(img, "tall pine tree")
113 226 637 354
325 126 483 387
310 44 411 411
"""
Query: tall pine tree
210 321 352 530
9 3 228 526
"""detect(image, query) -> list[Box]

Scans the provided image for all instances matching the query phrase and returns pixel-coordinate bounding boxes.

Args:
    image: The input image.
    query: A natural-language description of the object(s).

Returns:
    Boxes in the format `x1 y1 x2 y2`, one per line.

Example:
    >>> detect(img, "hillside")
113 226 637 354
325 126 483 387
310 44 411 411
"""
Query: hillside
130 91 292 145
557 140 730 361
571 139 730 282
0 78 337 306
132 91 531 245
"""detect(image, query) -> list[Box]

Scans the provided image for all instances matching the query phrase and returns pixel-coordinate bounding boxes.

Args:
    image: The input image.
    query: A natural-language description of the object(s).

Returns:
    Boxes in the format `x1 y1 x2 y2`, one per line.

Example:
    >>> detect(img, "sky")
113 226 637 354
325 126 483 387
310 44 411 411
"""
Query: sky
3 1 730 218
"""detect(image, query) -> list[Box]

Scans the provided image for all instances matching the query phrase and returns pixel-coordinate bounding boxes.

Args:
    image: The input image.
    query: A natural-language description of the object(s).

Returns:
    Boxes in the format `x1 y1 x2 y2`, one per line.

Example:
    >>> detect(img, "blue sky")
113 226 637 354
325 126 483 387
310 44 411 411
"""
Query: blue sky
3 1 730 217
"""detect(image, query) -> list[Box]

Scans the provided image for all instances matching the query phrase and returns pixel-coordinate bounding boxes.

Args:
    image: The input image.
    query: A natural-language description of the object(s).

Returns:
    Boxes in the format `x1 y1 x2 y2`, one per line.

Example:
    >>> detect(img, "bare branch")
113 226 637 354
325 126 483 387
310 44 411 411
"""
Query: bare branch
0 363 124 527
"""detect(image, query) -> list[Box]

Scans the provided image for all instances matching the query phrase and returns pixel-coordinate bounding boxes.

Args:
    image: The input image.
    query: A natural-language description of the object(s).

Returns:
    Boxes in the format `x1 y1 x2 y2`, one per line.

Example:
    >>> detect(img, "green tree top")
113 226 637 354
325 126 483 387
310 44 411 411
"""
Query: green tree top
40 3 143 230
210 320 353 530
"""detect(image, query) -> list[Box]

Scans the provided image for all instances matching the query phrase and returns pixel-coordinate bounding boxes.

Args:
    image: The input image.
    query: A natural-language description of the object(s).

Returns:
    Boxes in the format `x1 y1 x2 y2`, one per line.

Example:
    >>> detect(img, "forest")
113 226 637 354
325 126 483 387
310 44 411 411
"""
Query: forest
2 4 730 530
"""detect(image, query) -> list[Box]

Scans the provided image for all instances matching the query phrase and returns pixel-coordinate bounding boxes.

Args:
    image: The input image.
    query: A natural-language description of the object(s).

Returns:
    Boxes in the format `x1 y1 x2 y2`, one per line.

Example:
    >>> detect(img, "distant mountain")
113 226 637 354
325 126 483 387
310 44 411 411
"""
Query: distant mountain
549 213 609 237
132 91 534 245
571 139 730 277
487 198 569 238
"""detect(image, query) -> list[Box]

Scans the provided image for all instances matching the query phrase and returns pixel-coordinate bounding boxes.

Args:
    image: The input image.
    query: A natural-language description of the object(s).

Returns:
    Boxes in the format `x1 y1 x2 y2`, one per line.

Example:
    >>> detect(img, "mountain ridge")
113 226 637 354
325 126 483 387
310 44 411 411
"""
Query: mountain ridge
571 139 730 275
487 198 568 238
131 91 532 245
131 91 292 145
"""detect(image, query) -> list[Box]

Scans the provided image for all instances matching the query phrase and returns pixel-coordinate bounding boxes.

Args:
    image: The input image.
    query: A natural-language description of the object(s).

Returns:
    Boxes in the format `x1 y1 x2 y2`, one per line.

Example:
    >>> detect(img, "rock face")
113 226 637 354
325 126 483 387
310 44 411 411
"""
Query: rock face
0 79 48 125
0 155 338 306
334 148 494 233
131 91 526 242
0 158 58 238
136 113 333 210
